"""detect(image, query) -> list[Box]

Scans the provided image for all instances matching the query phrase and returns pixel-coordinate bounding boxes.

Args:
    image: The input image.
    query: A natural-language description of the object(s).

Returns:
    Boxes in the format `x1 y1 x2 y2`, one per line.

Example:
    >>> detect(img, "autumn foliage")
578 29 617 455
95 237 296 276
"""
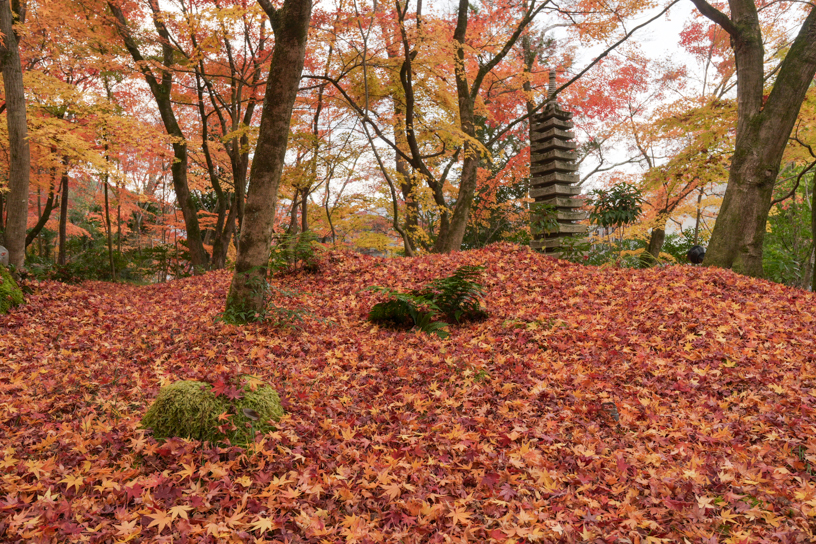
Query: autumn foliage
2 244 816 542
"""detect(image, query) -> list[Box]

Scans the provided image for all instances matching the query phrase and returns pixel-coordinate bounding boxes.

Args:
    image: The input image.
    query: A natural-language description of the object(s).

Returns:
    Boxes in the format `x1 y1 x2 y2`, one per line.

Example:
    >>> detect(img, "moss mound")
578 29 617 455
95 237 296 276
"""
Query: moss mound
0 265 23 314
141 377 284 446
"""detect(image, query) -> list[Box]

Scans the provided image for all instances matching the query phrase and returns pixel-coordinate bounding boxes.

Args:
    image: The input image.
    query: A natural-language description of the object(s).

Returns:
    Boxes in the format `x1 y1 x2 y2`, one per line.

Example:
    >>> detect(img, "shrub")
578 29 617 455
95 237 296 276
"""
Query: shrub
141 376 284 447
0 265 24 314
368 265 486 338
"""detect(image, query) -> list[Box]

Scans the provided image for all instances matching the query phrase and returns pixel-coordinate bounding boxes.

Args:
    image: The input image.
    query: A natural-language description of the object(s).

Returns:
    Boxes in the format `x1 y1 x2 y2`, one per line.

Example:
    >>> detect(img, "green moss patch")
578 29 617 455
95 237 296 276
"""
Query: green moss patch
0 265 23 314
141 377 284 446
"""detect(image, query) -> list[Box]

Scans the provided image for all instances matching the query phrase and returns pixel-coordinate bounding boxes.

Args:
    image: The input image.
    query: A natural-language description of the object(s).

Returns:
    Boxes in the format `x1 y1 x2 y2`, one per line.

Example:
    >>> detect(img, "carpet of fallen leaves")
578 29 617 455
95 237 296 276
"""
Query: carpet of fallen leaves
2 243 816 544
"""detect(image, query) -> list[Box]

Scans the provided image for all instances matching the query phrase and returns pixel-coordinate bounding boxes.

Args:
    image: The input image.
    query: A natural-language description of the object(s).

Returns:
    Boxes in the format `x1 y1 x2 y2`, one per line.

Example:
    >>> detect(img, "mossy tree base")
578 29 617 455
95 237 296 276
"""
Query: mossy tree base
0 265 24 314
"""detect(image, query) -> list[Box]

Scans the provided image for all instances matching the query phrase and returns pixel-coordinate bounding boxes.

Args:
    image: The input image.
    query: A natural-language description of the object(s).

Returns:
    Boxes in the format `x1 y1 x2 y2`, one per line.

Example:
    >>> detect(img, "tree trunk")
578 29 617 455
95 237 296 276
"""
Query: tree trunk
393 101 419 252
812 172 816 292
301 191 308 233
226 0 312 316
57 171 69 266
0 0 30 269
383 16 419 254
690 0 816 276
211 196 236 270
647 227 666 259
434 0 540 252
693 186 703 245
116 186 122 255
104 174 116 279
107 1 209 271
25 180 56 248
641 215 667 267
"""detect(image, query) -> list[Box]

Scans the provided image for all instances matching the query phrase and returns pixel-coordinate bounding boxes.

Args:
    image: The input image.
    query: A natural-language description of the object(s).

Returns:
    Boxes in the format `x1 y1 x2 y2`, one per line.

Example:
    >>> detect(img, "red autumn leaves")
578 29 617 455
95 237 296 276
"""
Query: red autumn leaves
2 243 816 542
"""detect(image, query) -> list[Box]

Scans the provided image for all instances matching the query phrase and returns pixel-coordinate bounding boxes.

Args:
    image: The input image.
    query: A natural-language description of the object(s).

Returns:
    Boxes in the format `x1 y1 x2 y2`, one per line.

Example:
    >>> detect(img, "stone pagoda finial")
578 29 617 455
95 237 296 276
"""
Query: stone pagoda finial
547 69 557 104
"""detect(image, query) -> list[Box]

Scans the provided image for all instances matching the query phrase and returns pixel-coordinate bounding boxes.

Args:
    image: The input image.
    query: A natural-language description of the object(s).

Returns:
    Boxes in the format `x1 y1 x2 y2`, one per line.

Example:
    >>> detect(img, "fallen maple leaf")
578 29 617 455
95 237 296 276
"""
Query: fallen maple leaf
146 510 173 534
168 505 191 520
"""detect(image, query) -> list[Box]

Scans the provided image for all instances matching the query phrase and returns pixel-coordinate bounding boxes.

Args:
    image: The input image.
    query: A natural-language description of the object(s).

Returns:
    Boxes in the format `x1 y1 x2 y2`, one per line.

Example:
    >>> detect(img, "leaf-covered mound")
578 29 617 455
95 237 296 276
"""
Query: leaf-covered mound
141 378 283 446
2 243 816 543
0 264 23 314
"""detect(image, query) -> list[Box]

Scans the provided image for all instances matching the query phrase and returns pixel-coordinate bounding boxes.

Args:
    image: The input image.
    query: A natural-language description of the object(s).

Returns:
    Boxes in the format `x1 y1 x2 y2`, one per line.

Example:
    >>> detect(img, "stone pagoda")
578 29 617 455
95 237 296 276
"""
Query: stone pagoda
529 70 586 253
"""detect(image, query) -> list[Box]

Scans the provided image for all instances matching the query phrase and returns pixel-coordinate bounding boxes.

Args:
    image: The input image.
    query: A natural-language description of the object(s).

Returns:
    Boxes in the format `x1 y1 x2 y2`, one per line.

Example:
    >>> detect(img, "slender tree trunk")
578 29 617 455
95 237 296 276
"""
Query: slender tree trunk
107 1 209 270
25 180 56 248
57 171 69 266
226 0 313 316
812 173 816 292
0 0 30 269
104 173 116 279
382 13 419 254
116 185 122 255
301 192 308 233
194 69 234 270
211 195 237 269
693 187 704 245
689 0 816 276
394 103 419 253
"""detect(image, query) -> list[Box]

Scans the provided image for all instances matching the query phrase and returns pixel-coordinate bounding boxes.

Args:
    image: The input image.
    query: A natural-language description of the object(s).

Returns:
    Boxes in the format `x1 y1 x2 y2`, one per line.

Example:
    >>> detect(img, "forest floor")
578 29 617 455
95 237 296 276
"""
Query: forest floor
2 243 816 543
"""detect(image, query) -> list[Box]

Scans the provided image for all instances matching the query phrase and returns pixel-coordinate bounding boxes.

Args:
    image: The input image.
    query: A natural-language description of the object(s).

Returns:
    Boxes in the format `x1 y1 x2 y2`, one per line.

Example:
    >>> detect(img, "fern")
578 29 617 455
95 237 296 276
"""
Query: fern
367 265 486 338
419 265 486 323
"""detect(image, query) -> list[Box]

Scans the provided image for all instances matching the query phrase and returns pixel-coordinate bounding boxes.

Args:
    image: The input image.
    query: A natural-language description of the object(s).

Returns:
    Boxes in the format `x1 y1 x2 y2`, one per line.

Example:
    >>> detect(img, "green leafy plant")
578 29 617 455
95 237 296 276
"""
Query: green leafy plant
416 265 486 323
368 265 486 338
530 201 560 237
588 183 645 246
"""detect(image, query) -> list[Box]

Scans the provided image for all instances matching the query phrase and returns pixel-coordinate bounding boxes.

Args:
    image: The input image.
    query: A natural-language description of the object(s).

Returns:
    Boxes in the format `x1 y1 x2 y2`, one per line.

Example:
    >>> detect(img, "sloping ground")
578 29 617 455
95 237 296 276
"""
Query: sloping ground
1 243 816 543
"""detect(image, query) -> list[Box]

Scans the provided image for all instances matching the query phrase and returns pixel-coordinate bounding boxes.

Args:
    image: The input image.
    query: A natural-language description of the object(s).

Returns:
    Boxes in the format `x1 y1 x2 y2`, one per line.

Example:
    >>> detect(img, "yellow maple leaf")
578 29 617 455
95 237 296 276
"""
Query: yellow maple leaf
60 474 84 492
250 516 276 534
114 518 139 536
147 510 173 534
168 505 192 520
381 481 401 500
448 505 472 526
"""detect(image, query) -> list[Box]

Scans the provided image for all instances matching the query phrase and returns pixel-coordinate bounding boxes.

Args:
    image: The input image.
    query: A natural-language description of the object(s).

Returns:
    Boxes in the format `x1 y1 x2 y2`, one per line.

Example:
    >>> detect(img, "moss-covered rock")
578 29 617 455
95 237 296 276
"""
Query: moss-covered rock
0 265 23 314
141 377 284 446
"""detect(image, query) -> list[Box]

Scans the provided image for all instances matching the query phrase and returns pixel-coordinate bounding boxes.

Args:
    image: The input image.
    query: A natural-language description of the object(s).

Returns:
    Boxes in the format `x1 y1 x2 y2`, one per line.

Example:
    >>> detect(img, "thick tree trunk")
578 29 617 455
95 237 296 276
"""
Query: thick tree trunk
0 0 30 269
226 0 312 316
690 0 816 276
57 171 68 266
647 227 666 259
641 216 667 267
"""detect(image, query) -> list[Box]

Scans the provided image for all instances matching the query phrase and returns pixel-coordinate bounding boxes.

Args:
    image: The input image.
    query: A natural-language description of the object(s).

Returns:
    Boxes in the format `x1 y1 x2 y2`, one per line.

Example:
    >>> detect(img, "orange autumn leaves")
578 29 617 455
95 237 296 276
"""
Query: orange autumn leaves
2 244 816 542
